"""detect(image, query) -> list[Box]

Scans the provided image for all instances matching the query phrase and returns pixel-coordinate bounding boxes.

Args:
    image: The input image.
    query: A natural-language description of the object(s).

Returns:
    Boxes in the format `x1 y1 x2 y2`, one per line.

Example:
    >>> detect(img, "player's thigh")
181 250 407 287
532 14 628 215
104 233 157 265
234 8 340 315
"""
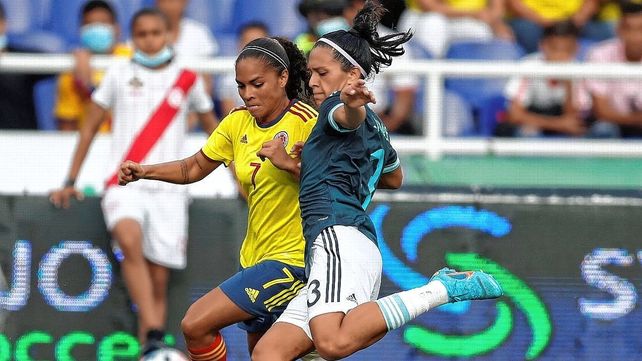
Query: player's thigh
220 260 307 334
306 226 382 333
252 322 315 360
145 191 188 269
102 187 145 253
182 287 254 336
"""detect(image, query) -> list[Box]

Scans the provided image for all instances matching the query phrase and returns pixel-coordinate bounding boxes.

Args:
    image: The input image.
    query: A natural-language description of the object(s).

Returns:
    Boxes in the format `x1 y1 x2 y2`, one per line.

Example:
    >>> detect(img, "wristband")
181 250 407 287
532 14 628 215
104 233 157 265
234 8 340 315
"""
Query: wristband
64 178 76 188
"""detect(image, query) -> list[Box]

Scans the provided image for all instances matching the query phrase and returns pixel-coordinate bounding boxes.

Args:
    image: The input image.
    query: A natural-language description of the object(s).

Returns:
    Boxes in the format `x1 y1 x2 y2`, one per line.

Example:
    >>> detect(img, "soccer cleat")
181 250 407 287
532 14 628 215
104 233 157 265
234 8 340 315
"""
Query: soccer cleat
431 267 503 303
141 329 167 356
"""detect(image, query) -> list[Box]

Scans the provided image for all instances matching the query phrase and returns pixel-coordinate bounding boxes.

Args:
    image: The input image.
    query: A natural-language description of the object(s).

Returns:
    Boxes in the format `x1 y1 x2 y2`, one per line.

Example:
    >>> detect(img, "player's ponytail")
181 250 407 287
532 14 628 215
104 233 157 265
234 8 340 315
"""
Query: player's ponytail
237 37 313 105
273 37 313 106
314 0 412 77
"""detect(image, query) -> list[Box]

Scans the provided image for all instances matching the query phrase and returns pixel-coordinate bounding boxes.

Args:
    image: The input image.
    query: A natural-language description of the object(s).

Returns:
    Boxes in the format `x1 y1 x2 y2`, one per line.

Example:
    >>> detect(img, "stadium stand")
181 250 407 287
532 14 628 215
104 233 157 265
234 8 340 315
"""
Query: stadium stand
445 40 525 110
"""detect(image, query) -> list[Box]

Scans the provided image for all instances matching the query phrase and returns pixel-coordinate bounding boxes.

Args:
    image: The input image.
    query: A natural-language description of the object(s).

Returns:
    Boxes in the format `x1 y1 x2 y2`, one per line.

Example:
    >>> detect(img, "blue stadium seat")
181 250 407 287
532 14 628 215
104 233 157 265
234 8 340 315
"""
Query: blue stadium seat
231 0 306 39
3 0 35 33
186 0 236 37
477 94 508 136
33 78 58 131
577 38 597 61
445 40 524 110
8 31 66 53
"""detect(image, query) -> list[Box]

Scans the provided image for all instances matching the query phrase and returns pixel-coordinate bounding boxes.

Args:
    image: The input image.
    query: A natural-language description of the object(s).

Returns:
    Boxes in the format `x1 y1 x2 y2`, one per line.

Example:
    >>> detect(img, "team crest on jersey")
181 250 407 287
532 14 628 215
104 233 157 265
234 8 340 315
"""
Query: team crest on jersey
273 131 289 147
167 87 186 108
128 76 143 89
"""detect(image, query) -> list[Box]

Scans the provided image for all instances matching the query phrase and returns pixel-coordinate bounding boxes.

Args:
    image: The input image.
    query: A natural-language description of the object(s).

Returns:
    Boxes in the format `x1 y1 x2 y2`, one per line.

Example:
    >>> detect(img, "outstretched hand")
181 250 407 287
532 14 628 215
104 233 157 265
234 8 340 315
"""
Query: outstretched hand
340 79 376 109
118 160 146 186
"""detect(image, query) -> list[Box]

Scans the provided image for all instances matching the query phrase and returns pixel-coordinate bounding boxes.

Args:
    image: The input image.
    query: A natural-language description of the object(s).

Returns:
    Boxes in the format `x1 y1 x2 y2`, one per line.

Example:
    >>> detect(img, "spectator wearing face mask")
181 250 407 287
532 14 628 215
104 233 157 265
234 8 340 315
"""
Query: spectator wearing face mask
295 0 351 55
54 0 131 132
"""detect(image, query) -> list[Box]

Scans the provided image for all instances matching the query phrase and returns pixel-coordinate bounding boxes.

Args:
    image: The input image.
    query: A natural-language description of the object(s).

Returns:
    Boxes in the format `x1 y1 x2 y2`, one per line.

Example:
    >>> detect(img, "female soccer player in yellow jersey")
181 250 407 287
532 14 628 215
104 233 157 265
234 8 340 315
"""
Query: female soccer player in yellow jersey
118 37 318 361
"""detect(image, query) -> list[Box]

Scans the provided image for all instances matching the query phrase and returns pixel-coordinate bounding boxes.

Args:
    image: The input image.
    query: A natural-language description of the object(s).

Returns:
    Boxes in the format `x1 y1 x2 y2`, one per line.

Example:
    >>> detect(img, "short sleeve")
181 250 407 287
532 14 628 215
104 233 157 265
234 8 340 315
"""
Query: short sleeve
54 73 83 120
504 77 531 106
584 48 609 97
201 117 234 165
382 137 400 174
319 92 360 134
189 75 214 113
91 63 117 109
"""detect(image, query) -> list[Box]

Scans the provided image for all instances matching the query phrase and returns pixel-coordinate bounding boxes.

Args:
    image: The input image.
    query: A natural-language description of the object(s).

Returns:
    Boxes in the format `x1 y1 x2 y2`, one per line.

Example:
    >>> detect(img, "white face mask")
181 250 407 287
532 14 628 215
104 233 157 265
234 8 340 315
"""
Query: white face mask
315 17 350 36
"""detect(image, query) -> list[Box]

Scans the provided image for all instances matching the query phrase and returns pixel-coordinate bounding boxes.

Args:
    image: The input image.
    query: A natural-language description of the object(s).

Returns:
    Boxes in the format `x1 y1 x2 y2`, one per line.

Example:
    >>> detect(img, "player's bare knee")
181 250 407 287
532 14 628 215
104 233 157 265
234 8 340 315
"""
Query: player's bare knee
314 336 353 360
180 311 206 340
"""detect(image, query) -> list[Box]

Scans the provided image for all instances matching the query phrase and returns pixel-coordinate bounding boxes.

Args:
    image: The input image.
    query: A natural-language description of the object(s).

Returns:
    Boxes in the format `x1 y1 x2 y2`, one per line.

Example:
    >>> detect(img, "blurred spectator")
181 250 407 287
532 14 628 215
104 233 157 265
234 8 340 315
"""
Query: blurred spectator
0 2 53 130
155 0 218 123
294 0 349 55
155 0 218 58
346 0 420 134
218 21 269 115
586 0 642 138
508 0 614 54
398 0 514 58
503 21 592 137
54 0 132 132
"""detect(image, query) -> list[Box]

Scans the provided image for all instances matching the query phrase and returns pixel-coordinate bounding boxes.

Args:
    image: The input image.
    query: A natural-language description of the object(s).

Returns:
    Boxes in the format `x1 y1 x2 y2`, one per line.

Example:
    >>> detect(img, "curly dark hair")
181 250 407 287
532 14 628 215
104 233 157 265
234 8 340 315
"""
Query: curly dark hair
314 0 413 77
236 37 313 105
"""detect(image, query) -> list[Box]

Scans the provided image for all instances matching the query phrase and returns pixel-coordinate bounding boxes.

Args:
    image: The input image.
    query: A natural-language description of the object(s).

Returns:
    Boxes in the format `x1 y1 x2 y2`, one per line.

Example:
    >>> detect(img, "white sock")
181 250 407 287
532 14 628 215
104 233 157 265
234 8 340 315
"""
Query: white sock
376 281 448 331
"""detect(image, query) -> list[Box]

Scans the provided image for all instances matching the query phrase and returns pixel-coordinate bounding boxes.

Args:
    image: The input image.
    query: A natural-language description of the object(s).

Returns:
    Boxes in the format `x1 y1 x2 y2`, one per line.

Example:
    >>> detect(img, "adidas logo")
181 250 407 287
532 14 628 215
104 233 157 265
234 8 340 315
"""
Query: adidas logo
245 287 259 303
346 293 357 304
240 134 248 144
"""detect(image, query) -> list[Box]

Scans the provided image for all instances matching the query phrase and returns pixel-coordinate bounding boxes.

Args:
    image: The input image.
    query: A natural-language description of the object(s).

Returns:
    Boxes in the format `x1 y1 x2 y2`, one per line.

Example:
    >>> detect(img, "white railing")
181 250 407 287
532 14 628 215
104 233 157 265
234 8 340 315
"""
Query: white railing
2 53 642 159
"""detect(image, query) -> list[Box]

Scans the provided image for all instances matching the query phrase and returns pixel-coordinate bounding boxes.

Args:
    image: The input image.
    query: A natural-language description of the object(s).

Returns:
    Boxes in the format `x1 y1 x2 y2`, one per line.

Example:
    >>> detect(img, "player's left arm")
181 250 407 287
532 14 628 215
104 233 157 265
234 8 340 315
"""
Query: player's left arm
334 79 377 130
378 166 403 189
377 139 403 189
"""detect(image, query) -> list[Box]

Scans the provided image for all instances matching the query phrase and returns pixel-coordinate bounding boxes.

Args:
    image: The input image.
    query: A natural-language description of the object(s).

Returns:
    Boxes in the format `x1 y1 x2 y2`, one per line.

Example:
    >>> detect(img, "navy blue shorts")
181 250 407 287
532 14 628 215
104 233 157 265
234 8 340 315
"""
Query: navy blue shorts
219 260 306 333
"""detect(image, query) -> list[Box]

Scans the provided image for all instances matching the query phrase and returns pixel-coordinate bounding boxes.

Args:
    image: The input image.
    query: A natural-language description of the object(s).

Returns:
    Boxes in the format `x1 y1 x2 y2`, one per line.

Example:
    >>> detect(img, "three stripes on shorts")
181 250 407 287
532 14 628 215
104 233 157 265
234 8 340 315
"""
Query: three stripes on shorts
321 227 341 303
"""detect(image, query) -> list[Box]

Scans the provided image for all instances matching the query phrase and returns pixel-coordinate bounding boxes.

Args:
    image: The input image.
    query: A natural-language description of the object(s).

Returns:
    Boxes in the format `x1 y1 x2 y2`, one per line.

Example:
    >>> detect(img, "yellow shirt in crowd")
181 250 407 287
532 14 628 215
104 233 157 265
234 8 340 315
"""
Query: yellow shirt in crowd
407 0 487 12
201 101 318 269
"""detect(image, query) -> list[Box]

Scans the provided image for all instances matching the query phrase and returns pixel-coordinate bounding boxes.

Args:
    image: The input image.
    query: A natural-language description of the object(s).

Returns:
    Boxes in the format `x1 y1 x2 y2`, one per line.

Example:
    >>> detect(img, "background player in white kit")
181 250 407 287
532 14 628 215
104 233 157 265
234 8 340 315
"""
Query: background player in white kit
49 8 217 355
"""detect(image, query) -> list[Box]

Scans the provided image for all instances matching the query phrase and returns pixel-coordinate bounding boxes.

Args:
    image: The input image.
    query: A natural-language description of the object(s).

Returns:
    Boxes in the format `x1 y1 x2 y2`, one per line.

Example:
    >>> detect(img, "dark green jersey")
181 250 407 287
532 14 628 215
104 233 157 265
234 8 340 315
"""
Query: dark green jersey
299 92 400 249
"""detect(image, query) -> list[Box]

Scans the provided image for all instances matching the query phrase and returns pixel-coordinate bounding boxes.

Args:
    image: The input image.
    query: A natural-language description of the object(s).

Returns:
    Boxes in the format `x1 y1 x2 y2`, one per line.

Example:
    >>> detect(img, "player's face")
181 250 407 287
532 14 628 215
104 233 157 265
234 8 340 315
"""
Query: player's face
235 57 289 122
132 15 168 55
618 13 642 61
308 46 359 106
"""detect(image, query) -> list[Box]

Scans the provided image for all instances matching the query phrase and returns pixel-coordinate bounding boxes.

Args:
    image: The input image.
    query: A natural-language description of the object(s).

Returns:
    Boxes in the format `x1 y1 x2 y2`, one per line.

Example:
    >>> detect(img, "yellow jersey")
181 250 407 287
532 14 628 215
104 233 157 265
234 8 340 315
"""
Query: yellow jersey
54 44 132 132
407 0 487 12
519 0 582 20
201 100 318 268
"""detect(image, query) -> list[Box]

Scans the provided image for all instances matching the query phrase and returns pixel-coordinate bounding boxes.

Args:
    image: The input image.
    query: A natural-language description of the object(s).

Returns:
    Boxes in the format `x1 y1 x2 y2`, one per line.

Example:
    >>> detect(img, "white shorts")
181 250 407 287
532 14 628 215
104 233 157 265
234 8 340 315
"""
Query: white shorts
276 225 382 339
101 186 188 269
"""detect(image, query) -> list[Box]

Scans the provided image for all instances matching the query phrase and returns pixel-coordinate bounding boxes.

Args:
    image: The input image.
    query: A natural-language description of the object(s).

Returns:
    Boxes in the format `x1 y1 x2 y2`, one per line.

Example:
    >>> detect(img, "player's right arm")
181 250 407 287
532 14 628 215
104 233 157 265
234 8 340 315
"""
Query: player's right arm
50 102 107 208
119 151 222 185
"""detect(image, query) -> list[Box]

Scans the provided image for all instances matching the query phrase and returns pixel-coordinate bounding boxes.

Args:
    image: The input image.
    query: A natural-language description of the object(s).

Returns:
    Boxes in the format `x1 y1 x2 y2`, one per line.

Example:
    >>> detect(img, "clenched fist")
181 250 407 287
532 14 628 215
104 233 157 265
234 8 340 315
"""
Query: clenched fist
118 160 146 185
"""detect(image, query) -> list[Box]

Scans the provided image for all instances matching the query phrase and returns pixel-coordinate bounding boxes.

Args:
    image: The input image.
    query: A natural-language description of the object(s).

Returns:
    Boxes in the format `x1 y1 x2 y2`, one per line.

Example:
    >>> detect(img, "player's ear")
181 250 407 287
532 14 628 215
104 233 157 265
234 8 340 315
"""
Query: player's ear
279 69 289 89
347 67 361 81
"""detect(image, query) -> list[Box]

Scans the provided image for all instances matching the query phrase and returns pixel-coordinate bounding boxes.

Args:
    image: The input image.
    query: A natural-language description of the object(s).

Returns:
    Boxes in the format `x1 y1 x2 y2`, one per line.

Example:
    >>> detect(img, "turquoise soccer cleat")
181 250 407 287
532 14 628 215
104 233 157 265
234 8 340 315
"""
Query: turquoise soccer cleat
431 267 503 303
